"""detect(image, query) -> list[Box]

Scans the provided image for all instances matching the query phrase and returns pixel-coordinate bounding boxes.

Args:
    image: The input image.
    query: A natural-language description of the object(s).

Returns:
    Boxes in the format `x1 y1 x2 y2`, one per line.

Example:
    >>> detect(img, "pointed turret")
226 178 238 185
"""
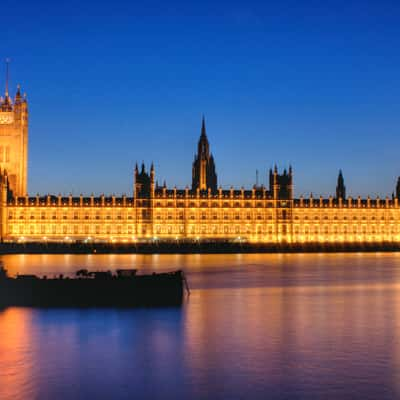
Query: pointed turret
15 84 22 103
0 96 12 112
336 170 346 200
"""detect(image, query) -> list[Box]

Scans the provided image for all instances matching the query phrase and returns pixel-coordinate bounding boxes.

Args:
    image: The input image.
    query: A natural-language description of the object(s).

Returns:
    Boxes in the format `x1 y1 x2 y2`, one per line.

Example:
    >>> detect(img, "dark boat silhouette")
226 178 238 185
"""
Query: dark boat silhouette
0 267 188 307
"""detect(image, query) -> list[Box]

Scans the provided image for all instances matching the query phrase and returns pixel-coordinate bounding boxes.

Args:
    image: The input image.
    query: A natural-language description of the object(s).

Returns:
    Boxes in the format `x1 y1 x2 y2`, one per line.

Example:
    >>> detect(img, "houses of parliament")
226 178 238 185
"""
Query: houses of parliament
1 75 400 245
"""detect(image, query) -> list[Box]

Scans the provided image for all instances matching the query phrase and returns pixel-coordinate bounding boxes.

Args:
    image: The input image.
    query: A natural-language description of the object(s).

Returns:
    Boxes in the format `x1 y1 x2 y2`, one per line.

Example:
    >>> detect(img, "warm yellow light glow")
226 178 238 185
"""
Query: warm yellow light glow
2 186 400 244
2 96 399 246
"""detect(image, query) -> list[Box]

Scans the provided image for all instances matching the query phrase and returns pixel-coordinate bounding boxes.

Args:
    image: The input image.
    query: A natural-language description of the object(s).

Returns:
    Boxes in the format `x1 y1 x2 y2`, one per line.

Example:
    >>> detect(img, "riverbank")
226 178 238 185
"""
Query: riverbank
0 241 400 254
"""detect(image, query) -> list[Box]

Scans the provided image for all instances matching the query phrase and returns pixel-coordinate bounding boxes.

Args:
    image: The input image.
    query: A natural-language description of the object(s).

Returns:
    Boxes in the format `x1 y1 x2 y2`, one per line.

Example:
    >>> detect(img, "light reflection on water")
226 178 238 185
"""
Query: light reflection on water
1 253 400 399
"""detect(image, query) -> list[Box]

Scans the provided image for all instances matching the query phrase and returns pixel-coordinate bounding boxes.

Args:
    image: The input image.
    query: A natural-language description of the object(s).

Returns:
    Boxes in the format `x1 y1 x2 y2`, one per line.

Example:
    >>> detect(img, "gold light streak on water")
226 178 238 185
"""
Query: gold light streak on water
0 309 38 400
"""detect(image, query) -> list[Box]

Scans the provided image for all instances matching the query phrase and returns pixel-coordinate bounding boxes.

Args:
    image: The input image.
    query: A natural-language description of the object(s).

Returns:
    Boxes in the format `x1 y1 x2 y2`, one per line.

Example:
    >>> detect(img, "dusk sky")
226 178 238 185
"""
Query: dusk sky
2 0 400 197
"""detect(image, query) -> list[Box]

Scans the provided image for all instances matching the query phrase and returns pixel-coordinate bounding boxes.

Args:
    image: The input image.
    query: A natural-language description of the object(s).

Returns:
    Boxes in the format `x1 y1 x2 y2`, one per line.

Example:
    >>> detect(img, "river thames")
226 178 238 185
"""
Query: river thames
0 252 400 399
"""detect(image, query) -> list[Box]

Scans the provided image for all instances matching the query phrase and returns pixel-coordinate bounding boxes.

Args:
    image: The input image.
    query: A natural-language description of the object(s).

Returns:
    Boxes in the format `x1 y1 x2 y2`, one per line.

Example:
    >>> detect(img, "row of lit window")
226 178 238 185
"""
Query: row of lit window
155 213 271 220
9 225 135 235
293 225 398 234
10 212 398 221
156 225 256 235
153 201 271 208
294 214 397 221
9 213 135 220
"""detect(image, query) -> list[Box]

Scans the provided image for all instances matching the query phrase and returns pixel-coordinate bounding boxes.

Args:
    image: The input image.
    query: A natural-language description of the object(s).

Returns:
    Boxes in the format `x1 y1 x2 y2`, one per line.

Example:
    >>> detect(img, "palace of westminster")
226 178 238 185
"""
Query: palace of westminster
1 76 400 244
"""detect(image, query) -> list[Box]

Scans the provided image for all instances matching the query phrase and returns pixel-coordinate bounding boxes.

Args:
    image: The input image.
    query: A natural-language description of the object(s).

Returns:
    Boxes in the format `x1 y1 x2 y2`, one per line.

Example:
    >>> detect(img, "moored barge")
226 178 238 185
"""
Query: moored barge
0 267 186 307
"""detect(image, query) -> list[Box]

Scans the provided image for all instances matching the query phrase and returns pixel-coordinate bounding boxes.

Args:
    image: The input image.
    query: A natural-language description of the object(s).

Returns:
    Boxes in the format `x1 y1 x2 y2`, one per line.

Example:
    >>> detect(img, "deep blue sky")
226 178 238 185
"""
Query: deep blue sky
2 0 400 197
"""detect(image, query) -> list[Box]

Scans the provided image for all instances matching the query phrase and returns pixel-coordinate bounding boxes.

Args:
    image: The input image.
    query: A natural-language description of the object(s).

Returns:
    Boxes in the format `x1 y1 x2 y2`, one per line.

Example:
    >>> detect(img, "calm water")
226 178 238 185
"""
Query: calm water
1 253 400 399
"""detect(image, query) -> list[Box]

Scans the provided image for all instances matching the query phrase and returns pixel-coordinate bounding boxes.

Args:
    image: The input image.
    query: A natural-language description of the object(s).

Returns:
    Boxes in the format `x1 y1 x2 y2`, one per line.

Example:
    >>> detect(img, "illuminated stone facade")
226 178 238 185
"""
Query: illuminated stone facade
3 179 400 244
0 81 400 244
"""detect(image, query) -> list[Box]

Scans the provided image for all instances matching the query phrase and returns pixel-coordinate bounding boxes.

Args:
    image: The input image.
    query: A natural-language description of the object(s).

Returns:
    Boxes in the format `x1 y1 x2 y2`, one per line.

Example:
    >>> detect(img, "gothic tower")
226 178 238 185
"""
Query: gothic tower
0 61 28 196
134 162 154 198
269 165 293 200
192 117 217 192
336 170 346 200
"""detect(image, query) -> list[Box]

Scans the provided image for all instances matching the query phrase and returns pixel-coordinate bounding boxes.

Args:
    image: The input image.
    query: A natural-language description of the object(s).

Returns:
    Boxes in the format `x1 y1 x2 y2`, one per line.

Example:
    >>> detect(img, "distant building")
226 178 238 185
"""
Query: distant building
0 74 400 244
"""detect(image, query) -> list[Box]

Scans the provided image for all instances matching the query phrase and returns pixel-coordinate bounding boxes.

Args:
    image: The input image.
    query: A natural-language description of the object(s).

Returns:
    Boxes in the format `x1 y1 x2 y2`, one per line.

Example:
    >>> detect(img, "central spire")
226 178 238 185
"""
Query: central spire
336 170 346 200
198 115 210 158
201 115 207 138
192 116 217 192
